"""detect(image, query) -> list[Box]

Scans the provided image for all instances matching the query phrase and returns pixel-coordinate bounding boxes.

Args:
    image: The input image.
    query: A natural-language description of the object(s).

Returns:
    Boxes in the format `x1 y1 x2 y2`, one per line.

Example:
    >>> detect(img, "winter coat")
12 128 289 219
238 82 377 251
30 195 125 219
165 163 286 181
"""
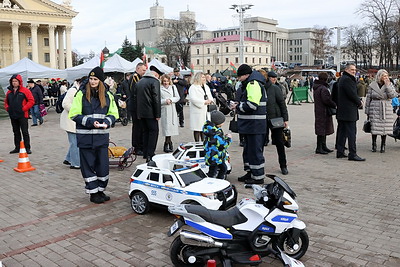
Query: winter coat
30 84 43 105
313 80 336 136
4 74 35 119
265 79 288 121
364 81 397 135
202 120 231 166
136 71 161 119
187 83 213 131
171 75 188 103
336 71 361 122
60 86 78 133
160 84 180 136
357 80 367 97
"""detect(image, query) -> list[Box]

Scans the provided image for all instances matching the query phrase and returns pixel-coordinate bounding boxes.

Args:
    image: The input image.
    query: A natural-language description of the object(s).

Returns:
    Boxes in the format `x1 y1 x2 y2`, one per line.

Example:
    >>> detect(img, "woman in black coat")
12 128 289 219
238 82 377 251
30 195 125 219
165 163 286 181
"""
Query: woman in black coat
313 72 337 154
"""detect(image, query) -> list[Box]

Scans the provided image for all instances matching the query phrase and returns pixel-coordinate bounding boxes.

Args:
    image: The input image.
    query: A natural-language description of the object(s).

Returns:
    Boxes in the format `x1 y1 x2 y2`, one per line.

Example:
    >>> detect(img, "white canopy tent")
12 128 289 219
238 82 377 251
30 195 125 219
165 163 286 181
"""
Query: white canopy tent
65 56 100 82
131 58 143 69
0 57 67 92
148 58 174 74
103 54 135 73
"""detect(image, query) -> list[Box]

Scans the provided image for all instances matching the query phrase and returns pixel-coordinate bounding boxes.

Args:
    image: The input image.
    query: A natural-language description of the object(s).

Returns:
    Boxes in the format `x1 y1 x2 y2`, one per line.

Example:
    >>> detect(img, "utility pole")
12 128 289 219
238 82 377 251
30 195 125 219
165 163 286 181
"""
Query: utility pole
331 26 346 73
230 4 253 65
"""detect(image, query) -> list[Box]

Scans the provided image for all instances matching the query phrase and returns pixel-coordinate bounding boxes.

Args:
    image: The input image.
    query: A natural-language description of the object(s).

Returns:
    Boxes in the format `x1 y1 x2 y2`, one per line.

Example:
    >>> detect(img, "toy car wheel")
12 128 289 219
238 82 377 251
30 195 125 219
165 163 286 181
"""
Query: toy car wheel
121 118 128 126
130 191 150 214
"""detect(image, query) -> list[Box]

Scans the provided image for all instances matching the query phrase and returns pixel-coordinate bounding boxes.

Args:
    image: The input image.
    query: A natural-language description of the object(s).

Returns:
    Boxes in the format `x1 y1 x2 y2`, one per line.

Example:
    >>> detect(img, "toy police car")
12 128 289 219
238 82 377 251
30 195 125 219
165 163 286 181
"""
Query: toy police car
129 157 237 214
152 142 232 175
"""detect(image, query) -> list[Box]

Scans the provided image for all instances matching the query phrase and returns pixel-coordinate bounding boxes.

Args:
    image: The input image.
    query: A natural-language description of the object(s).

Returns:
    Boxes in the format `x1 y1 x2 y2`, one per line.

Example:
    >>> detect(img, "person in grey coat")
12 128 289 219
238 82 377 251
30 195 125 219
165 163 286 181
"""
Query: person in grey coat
160 74 180 152
364 69 397 153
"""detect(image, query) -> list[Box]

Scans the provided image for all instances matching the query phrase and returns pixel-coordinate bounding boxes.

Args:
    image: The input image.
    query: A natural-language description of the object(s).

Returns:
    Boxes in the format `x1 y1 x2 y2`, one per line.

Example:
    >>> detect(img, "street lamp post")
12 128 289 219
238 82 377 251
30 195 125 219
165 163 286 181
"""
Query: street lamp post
230 4 253 65
331 26 346 73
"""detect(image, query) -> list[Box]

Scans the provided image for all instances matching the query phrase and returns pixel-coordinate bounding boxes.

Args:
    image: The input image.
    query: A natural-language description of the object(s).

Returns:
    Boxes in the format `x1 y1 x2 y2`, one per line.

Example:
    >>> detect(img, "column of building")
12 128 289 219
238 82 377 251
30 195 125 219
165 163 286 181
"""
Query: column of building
11 22 20 62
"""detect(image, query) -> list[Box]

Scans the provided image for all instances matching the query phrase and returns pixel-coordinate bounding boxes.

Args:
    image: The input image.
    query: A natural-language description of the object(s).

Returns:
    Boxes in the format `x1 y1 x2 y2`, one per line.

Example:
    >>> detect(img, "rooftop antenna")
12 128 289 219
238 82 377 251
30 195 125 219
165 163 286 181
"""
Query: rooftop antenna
187 5 189 11
155 0 159 6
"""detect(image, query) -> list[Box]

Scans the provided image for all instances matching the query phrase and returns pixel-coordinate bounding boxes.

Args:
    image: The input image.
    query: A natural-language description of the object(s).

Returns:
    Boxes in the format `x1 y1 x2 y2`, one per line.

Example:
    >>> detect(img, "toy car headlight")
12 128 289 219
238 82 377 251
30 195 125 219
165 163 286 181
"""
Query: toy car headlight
201 192 218 200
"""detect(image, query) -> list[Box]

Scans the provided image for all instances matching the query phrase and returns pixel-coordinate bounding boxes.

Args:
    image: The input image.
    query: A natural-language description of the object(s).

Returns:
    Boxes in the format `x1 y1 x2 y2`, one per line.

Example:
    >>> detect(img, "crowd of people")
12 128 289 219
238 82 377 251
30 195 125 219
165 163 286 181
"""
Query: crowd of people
3 61 400 203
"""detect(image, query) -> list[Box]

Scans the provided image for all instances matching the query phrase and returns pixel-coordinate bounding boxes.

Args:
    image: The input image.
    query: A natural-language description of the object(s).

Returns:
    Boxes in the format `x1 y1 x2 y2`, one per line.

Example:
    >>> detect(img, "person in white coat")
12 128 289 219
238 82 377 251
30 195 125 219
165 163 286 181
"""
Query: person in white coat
60 77 83 169
187 72 214 141
160 74 180 152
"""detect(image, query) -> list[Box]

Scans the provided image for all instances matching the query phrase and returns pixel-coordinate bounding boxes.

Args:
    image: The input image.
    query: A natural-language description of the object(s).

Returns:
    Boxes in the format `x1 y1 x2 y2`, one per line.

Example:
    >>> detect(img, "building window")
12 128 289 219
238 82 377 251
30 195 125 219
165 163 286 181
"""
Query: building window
196 33 201 38
197 59 200 65
259 47 261 53
252 47 255 53
44 53 50 62
44 38 49 46
27 37 32 46
289 55 293 61
207 48 210 54
235 57 239 63
236 47 239 52
225 58 229 64
216 58 219 64
266 47 268 54
245 47 248 52
252 57 255 63
197 49 199 55
225 47 229 53
259 58 261 64
28 52 32 60
266 58 268 64
207 58 210 64
245 57 248 63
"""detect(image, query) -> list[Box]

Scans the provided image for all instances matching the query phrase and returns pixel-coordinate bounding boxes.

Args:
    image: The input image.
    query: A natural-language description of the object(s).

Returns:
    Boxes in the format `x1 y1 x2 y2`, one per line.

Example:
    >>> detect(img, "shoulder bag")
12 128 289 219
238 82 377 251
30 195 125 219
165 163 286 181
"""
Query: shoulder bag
229 114 238 133
269 117 285 129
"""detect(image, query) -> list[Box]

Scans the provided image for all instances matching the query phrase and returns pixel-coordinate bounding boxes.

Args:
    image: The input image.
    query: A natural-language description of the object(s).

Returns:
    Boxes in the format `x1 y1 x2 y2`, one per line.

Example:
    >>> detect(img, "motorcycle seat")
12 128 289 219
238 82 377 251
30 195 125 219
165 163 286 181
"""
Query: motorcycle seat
185 205 247 228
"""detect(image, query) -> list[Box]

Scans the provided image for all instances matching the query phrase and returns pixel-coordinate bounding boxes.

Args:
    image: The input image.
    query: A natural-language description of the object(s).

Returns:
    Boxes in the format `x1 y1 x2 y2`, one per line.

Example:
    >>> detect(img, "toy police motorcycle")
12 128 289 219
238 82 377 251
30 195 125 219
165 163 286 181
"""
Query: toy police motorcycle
167 175 308 266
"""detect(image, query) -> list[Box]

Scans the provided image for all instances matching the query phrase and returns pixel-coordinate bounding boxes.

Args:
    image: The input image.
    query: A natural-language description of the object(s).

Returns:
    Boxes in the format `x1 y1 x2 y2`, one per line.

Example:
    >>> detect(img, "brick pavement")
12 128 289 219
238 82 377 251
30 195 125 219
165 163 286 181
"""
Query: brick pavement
0 102 399 266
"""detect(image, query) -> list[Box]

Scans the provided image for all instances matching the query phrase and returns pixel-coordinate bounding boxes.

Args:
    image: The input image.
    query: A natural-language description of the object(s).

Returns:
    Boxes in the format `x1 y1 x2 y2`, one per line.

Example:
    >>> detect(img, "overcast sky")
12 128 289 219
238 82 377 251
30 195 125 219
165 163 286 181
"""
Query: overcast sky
53 0 368 56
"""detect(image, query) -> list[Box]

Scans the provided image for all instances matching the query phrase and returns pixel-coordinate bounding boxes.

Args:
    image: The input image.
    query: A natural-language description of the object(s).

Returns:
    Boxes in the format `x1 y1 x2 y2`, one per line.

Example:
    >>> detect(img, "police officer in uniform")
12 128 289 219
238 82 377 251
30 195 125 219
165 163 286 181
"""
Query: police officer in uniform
69 67 119 204
232 64 267 184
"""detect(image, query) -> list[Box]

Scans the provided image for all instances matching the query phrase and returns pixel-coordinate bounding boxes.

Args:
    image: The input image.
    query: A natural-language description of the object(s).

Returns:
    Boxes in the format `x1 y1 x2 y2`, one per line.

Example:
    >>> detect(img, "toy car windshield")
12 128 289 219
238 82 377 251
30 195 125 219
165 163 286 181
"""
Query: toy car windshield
178 169 206 186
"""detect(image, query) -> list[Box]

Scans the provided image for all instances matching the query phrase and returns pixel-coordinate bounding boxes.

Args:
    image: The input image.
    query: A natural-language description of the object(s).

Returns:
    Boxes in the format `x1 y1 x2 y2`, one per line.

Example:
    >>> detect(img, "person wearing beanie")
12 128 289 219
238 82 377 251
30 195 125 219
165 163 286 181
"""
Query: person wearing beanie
69 66 119 204
27 79 44 127
202 110 232 179
231 64 267 184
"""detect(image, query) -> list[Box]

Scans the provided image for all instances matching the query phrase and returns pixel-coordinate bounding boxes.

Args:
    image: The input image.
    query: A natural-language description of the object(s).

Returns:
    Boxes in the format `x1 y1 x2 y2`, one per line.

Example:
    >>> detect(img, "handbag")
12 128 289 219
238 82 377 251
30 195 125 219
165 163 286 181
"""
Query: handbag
363 119 371 133
39 104 47 117
229 115 238 133
207 104 217 112
327 107 336 116
269 117 285 129
283 128 291 148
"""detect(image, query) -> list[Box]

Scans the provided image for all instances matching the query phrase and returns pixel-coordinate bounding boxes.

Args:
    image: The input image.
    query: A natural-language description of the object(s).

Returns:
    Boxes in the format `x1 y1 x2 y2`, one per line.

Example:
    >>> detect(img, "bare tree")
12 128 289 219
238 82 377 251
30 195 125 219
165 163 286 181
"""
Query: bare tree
344 25 375 69
311 26 334 65
357 0 399 69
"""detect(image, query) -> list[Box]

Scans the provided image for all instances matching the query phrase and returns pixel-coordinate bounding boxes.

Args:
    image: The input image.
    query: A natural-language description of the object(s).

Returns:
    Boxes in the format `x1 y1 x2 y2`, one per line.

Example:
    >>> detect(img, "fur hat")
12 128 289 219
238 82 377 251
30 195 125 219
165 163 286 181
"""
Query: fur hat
237 64 252 76
267 71 277 78
211 110 226 126
149 65 164 76
89 66 105 81
27 79 35 84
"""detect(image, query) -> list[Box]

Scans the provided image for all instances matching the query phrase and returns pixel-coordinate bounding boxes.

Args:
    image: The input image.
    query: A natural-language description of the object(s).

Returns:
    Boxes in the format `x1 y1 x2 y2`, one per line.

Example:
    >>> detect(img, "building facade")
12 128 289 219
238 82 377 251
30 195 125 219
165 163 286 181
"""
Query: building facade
0 0 77 69
191 35 272 74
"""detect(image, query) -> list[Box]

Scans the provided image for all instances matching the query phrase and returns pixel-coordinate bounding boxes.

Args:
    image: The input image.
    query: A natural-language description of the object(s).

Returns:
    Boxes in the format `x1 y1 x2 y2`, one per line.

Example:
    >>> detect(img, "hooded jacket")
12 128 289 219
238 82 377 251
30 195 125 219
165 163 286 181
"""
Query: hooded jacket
236 70 267 134
202 120 231 166
4 74 35 119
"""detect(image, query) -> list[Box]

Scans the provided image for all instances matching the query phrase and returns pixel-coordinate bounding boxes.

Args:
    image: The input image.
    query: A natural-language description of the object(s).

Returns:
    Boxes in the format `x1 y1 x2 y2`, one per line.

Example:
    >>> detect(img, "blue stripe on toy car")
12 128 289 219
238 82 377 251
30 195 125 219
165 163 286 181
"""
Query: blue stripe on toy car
271 215 296 223
185 219 233 239
131 179 201 196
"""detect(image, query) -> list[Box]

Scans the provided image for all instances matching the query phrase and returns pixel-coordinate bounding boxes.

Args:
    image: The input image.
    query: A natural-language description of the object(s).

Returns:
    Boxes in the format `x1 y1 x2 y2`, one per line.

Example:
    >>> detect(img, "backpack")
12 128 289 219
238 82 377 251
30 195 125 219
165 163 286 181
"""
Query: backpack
55 92 67 113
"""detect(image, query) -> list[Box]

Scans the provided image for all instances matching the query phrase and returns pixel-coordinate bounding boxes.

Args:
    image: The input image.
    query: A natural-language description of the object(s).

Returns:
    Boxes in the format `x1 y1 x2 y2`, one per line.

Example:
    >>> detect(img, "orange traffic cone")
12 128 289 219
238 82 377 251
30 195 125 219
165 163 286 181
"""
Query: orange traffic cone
0 159 3 162
14 141 35 173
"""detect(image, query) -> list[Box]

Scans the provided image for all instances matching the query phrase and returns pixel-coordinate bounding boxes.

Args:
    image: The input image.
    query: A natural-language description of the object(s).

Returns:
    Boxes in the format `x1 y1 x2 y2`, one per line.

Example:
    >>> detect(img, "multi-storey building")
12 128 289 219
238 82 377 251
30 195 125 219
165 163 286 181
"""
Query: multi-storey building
0 0 77 69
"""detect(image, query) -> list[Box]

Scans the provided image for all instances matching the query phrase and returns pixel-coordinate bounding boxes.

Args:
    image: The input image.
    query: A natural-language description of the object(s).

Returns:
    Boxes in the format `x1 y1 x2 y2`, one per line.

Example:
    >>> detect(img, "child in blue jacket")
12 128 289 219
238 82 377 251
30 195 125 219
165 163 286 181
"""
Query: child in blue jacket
202 110 232 179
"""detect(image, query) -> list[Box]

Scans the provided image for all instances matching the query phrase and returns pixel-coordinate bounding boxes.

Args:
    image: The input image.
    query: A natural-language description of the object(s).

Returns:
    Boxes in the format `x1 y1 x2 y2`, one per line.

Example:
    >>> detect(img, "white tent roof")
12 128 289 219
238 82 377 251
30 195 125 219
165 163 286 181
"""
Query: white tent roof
132 58 143 68
148 58 173 74
0 57 66 91
103 54 135 73
65 56 100 82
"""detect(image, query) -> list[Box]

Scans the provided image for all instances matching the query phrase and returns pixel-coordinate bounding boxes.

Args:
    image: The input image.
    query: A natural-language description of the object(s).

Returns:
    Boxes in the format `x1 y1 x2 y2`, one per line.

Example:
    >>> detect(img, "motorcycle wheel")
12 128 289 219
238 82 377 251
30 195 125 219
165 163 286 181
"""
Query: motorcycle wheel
276 229 309 260
170 236 205 266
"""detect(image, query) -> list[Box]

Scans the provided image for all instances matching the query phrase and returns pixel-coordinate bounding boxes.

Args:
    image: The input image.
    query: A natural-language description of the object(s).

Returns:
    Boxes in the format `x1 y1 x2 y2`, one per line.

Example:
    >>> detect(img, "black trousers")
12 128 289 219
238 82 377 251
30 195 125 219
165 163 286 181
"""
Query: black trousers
242 133 265 180
208 162 227 179
131 110 143 151
175 102 184 125
268 121 287 169
142 118 159 158
337 120 357 158
80 147 109 194
10 117 30 150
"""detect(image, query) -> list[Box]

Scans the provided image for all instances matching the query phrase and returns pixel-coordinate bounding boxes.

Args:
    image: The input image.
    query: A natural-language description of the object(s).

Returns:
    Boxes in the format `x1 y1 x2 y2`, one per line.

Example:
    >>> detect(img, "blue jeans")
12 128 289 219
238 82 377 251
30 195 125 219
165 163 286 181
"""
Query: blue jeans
65 132 80 167
30 104 42 125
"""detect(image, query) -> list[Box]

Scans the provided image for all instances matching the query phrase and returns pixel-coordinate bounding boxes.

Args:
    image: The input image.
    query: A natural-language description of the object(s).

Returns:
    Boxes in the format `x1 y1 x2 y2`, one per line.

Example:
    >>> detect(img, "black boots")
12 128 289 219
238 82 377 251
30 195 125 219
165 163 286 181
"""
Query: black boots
372 135 377 152
321 136 333 153
163 142 173 153
90 192 110 204
315 135 328 154
380 135 386 153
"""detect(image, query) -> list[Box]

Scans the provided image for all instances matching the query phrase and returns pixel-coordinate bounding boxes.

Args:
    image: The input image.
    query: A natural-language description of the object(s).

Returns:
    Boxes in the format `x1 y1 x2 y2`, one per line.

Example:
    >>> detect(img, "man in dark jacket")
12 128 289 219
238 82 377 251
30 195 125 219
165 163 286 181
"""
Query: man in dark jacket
27 79 44 126
171 68 187 127
336 63 365 161
232 64 267 184
128 63 147 155
4 74 35 154
135 65 163 162
120 72 132 120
